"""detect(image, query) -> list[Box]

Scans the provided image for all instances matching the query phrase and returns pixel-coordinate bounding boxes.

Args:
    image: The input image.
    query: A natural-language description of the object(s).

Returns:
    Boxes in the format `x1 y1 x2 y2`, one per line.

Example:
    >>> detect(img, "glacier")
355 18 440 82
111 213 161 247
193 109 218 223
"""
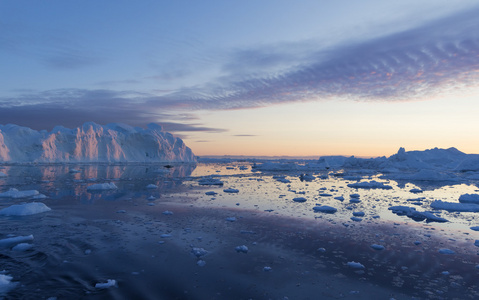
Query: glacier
0 122 196 163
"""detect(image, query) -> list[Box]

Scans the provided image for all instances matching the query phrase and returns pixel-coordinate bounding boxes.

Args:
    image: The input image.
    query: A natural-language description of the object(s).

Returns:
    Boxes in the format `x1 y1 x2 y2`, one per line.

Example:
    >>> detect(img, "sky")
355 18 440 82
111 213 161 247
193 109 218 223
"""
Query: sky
1 0 479 157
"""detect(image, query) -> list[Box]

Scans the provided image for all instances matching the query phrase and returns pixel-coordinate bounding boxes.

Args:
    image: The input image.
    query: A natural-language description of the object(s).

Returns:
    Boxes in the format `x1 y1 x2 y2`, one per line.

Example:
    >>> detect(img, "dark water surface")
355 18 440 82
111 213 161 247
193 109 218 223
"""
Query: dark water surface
0 163 478 299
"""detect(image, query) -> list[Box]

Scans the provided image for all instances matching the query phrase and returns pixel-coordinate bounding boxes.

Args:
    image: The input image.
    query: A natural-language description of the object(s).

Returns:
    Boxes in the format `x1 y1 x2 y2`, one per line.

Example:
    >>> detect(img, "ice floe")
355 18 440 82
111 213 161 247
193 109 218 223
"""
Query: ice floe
347 181 392 190
95 279 116 289
458 194 479 204
313 206 337 213
370 244 385 250
87 183 118 191
388 206 448 222
198 177 224 186
0 273 17 294
292 197 307 202
430 200 479 212
223 188 239 193
0 188 39 199
235 245 248 253
146 184 158 189
347 261 365 269
0 202 51 216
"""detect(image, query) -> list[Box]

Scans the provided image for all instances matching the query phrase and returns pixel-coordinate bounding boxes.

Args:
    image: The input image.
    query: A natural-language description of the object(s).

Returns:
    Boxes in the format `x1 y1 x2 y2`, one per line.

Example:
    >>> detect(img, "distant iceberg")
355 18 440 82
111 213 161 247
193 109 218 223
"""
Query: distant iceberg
0 122 196 163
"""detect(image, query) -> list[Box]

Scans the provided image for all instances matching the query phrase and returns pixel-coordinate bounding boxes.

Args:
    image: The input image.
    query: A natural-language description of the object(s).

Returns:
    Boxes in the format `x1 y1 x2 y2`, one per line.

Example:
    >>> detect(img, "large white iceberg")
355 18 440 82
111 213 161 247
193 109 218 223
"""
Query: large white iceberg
0 122 196 163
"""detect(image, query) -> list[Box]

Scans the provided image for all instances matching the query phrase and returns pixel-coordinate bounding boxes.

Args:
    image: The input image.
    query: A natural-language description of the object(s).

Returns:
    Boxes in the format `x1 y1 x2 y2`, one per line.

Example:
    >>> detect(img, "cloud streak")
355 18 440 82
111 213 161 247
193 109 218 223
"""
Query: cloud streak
1 7 479 130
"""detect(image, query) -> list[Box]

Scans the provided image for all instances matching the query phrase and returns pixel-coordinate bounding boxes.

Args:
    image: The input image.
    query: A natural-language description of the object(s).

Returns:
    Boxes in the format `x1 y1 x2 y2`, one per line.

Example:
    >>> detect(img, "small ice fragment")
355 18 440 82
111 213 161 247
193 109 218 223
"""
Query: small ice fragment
263 266 272 272
191 247 208 258
409 188 423 193
224 188 239 193
205 191 217 195
414 241 422 245
347 261 365 269
0 202 51 216
370 244 385 251
353 212 365 217
147 203 155 206
441 271 450 275
350 193 360 198
198 178 224 186
313 206 337 213
0 273 18 294
474 240 479 247
350 217 362 222
84 249 92 255
95 279 116 289
146 184 158 189
12 243 33 251
470 226 479 231
317 247 326 253
116 210 126 213
235 245 248 253
438 248 455 254
147 195 156 200
349 198 361 203
162 211 173 215
0 235 34 248
160 234 172 238
197 260 206 267
292 197 307 202
87 183 117 191
334 196 344 201
225 217 236 222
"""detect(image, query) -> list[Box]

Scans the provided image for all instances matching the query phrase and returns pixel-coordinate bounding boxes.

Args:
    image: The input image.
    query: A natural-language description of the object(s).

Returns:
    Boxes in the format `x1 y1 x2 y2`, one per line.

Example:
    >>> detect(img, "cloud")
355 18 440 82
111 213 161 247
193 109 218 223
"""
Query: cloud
1 7 478 129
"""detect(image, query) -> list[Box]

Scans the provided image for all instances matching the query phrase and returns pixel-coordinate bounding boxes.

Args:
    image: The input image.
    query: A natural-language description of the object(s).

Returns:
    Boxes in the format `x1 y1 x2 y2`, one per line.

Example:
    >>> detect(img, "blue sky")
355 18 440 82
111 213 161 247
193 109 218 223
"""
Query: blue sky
1 1 479 156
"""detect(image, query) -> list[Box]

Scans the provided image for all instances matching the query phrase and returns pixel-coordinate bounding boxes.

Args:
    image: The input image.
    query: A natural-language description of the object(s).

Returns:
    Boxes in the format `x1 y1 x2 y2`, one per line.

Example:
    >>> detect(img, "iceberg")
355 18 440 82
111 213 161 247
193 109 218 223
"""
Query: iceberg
0 188 39 199
0 122 196 163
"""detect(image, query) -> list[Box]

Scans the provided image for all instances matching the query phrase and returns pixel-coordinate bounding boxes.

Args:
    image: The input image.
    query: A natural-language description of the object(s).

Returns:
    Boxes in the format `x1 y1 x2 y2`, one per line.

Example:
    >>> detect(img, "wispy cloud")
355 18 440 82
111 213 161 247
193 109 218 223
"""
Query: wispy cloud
1 7 478 130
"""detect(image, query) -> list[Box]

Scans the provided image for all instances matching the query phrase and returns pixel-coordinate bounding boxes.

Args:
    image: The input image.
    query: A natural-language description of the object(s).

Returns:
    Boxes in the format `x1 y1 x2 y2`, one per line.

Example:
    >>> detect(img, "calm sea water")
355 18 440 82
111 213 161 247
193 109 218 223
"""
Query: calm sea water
0 163 478 299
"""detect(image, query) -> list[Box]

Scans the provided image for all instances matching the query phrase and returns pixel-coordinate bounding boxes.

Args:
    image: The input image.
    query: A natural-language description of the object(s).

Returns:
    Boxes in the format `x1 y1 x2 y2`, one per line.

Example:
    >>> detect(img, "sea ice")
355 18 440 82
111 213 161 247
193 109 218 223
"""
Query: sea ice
430 200 479 212
87 183 118 191
0 202 51 216
0 188 39 199
191 247 208 258
197 260 206 267
223 188 239 193
162 211 173 215
12 243 33 251
225 217 236 222
205 191 217 195
350 217 362 222
347 181 392 190
388 206 448 222
0 235 34 248
352 212 365 217
95 279 116 289
235 245 248 253
146 184 158 189
0 273 17 294
347 261 365 269
458 194 479 204
438 248 455 254
312 206 337 213
470 226 479 231
370 244 385 250
292 197 307 202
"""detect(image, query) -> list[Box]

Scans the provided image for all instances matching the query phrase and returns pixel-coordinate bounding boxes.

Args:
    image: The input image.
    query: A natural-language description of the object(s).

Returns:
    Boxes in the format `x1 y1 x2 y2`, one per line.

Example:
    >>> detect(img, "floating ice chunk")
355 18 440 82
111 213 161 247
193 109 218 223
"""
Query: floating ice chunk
191 247 208 258
317 247 326 253
370 244 385 251
313 206 337 213
458 194 479 204
263 266 272 272
441 271 450 275
0 273 18 294
353 212 365 217
409 188 423 193
334 196 344 201
299 174 315 181
292 197 307 202
225 217 236 222
474 240 479 247
0 235 34 248
12 243 33 251
252 162 298 171
84 249 92 255
235 245 248 253
0 202 51 216
350 217 362 222
0 188 39 199
146 184 158 189
430 200 479 212
87 183 118 191
470 226 479 231
95 279 116 289
438 248 455 254
205 191 217 195
347 181 392 190
347 261 365 269
350 194 360 198
197 260 206 267
414 241 422 245
32 194 47 199
162 211 173 215
116 210 126 213
160 234 172 238
349 198 361 203
147 195 156 200
198 177 224 186
275 177 291 183
319 193 332 197
223 188 239 193
388 206 448 222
